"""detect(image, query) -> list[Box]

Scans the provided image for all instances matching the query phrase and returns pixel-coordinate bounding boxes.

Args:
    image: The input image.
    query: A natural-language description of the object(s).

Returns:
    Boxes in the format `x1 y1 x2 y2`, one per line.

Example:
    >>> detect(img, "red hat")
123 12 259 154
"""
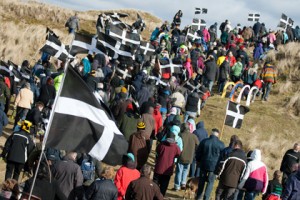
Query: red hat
126 103 133 111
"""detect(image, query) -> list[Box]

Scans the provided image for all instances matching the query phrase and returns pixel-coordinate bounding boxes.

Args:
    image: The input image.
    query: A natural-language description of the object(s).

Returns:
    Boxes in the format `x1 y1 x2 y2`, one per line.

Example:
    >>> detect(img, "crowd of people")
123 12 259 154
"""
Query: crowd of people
0 9 299 200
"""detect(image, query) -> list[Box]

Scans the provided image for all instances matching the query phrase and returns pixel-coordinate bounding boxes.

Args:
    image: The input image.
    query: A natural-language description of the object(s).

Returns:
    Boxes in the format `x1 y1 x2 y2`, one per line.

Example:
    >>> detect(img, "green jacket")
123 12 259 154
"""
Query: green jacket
231 62 243 77
0 80 10 105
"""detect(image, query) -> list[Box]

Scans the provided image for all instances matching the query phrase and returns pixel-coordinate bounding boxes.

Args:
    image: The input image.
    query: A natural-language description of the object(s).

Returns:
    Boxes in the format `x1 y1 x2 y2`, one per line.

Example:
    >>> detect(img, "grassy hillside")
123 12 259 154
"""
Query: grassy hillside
1 0 300 199
0 0 162 64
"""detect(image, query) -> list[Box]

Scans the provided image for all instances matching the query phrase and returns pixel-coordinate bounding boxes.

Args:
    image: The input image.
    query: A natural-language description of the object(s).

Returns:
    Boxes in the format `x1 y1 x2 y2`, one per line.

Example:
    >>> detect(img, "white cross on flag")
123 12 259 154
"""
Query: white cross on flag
225 101 250 129
278 13 294 31
248 13 260 22
192 18 206 31
186 28 201 41
108 23 140 47
70 32 106 56
139 41 156 56
40 34 74 61
159 58 183 75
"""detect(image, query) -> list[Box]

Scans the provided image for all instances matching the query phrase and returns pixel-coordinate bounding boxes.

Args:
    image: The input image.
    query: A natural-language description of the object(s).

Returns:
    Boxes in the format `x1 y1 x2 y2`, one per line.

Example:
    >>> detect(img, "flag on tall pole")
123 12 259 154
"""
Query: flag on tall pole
224 101 250 129
278 13 294 31
44 66 128 165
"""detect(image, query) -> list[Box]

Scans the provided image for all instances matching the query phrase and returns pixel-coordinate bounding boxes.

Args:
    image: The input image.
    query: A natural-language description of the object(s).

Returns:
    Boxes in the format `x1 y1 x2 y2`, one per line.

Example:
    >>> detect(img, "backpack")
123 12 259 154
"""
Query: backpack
81 156 95 181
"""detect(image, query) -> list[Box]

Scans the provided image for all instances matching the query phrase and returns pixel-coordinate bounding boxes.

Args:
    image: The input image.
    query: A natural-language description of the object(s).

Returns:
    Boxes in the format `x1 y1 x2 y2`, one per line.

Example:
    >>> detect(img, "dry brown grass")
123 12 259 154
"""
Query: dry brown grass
0 0 162 64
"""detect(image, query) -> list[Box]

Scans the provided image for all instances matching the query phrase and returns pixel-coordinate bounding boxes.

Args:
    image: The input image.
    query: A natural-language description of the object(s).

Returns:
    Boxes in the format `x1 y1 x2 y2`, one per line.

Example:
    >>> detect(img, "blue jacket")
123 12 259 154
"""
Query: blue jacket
193 121 208 143
282 169 300 200
196 135 225 172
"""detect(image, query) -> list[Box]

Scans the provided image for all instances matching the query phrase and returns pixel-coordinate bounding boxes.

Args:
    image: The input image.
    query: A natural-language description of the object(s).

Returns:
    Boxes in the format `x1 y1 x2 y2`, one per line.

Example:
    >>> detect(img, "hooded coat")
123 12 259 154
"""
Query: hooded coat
179 130 199 164
238 149 268 194
282 169 300 200
193 121 208 143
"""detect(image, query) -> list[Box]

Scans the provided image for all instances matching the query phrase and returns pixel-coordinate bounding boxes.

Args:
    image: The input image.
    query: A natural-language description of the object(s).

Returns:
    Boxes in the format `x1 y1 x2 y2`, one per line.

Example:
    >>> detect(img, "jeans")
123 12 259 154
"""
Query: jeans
244 191 258 200
262 82 272 100
153 173 171 196
203 77 214 92
14 107 29 127
196 170 216 200
189 157 200 178
184 111 197 122
174 163 190 189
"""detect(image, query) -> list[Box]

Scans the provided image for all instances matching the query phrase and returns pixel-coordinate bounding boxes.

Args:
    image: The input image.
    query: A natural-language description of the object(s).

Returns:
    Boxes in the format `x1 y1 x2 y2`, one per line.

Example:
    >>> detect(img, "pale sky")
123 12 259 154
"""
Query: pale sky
42 0 300 30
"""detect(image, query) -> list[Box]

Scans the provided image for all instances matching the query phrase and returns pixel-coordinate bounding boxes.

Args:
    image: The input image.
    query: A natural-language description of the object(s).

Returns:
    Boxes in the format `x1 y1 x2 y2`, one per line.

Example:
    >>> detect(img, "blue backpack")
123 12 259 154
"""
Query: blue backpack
81 156 95 181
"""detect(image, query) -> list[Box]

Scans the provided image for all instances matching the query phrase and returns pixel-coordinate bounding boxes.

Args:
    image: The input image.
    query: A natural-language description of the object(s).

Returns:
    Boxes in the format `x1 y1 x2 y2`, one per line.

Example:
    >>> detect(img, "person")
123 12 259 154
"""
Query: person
0 102 8 137
238 149 268 200
1 120 35 181
126 164 163 200
0 75 11 114
23 161 67 200
153 103 163 136
262 170 282 200
38 77 56 108
65 13 80 34
195 128 225 200
141 106 155 148
25 101 44 136
170 87 186 115
215 140 247 200
218 58 230 94
260 59 277 101
189 121 208 178
14 82 34 127
184 91 201 122
128 122 150 170
51 152 84 199
85 166 118 200
231 57 243 82
280 143 300 187
203 55 219 92
281 168 300 200
174 123 199 191
154 132 181 196
114 153 140 200
118 103 139 141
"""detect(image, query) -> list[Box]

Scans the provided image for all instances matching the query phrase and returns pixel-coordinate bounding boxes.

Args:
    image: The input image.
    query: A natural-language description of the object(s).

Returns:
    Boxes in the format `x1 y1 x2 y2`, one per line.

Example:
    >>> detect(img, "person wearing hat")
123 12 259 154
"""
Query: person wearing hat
14 82 34 128
114 153 140 200
195 128 225 200
1 120 35 181
128 122 150 170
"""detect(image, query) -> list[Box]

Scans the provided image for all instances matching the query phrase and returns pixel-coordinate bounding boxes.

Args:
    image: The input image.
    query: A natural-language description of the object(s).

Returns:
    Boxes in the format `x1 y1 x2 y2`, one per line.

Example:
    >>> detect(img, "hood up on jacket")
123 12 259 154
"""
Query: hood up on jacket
196 121 205 129
251 149 262 161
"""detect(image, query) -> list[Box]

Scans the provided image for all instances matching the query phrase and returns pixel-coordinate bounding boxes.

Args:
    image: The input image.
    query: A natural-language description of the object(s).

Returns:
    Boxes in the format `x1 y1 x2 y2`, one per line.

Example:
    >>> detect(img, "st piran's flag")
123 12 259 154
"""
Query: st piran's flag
248 13 260 22
225 101 250 129
45 66 128 165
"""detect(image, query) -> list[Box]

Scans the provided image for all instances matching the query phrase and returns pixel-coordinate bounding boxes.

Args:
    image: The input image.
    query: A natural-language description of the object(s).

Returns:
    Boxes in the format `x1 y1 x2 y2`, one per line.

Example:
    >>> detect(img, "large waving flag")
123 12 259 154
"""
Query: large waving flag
45 66 128 165
224 101 250 129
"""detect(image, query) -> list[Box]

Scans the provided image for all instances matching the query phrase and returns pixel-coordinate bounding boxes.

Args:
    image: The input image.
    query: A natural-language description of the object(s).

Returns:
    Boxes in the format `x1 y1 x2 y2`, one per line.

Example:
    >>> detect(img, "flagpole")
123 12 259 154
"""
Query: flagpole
220 101 229 140
28 33 75 200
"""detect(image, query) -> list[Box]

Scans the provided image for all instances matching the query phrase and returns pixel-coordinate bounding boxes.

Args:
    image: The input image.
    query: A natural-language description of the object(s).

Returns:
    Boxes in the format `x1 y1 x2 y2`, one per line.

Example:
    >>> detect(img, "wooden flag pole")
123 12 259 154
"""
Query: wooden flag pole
220 101 229 140
28 33 75 200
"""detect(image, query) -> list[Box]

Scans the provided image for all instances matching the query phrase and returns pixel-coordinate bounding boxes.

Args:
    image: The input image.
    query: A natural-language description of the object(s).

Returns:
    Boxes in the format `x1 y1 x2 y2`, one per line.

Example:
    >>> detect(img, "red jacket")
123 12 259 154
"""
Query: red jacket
153 107 163 135
253 79 263 89
154 140 181 176
114 166 140 200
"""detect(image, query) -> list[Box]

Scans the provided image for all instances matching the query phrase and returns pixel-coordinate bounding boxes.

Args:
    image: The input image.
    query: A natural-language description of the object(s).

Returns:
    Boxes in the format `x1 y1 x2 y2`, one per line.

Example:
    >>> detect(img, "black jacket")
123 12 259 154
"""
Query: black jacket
2 130 35 164
218 148 247 188
280 149 300 175
85 178 118 200
218 60 230 81
185 92 200 113
26 107 42 126
204 60 219 82
39 84 56 106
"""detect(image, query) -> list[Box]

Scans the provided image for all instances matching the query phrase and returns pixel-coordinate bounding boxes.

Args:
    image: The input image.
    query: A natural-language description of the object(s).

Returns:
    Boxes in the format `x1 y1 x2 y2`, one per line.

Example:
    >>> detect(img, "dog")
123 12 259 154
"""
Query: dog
183 177 199 199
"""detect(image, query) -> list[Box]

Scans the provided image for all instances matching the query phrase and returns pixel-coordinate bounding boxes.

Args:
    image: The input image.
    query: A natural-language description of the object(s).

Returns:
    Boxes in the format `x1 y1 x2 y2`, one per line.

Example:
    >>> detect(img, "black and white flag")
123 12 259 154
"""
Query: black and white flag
192 18 206 31
225 101 250 129
0 60 13 77
8 60 22 80
98 32 133 59
139 41 156 56
278 13 294 30
70 33 106 56
159 58 183 75
108 23 141 47
40 34 74 61
248 13 260 22
186 27 201 41
104 12 129 19
45 66 128 165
